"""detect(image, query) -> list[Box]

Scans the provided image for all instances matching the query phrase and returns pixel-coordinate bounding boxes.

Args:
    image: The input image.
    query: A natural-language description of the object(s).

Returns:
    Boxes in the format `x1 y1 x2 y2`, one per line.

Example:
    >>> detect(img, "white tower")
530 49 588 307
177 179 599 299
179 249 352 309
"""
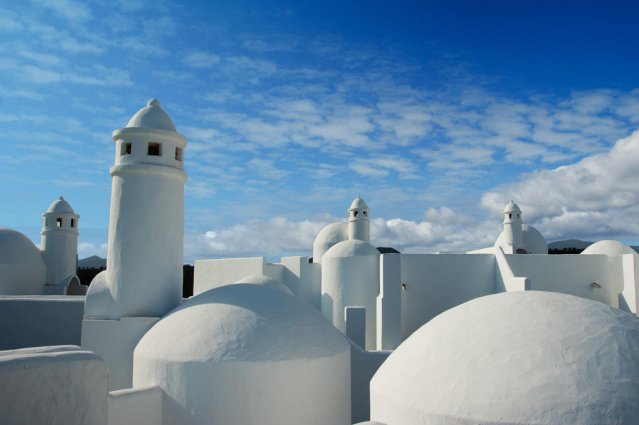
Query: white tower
348 196 370 242
41 196 79 287
502 200 525 254
107 98 187 317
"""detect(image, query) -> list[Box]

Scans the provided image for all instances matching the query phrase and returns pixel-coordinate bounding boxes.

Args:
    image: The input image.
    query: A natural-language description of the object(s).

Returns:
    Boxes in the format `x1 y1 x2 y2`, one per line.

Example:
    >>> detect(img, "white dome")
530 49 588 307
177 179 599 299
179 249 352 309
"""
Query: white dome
324 239 379 259
582 240 636 256
235 274 292 294
46 196 75 214
126 98 177 132
371 291 639 425
133 284 351 425
350 196 368 210
0 228 47 294
503 200 522 214
312 222 348 264
494 224 548 254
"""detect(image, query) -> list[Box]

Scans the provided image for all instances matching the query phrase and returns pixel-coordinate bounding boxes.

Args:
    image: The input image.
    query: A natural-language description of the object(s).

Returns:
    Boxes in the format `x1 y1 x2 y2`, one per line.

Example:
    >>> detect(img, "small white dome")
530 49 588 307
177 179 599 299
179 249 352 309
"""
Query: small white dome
235 274 292 294
349 196 368 210
324 239 379 259
312 222 348 264
126 98 177 132
371 291 639 425
494 224 548 254
0 228 47 295
46 196 74 214
503 200 522 214
581 240 636 256
133 284 351 425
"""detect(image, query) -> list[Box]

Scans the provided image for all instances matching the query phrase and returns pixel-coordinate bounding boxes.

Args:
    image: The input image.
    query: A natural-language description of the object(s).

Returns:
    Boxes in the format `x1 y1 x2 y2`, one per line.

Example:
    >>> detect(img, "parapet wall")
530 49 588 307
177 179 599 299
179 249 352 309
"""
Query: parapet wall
0 295 84 350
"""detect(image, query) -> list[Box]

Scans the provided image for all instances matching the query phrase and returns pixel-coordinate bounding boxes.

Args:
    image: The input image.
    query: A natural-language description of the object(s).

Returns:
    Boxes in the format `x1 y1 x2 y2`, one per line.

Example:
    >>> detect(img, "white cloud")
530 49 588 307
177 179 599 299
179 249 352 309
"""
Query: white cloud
481 131 639 242
184 51 221 68
37 0 92 22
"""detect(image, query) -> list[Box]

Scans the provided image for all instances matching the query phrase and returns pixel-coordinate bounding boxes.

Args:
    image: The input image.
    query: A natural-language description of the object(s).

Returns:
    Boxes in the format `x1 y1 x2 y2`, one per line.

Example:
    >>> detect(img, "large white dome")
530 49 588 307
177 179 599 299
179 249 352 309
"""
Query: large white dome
133 283 351 425
371 291 639 425
582 240 636 256
0 228 47 294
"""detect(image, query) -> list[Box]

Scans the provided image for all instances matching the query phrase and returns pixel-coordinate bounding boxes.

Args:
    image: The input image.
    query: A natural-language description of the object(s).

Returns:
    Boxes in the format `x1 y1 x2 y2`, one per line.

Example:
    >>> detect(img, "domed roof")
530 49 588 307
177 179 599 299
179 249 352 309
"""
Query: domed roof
312 222 348 264
46 196 74 214
503 200 522 214
324 239 379 259
349 196 368 210
581 240 636 256
370 291 639 425
0 228 44 265
126 98 177 132
521 224 547 254
235 274 292 294
494 224 548 254
135 283 349 363
133 283 351 425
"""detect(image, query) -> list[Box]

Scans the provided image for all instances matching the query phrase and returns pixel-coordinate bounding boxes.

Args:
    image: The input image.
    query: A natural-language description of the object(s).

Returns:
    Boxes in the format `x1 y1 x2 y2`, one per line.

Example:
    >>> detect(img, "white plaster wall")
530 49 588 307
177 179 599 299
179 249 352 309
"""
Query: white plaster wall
322 254 380 350
0 263 46 295
348 340 391 424
505 254 616 305
107 166 184 317
193 257 283 295
82 317 159 390
281 256 321 309
108 386 163 425
134 351 351 425
0 296 84 350
377 254 401 350
621 254 639 314
0 345 108 425
399 254 496 340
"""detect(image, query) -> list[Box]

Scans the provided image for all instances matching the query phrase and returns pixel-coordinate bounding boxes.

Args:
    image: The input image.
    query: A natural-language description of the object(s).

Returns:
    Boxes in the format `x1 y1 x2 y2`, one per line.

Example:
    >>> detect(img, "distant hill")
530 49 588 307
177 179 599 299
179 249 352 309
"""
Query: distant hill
78 255 106 269
548 239 593 250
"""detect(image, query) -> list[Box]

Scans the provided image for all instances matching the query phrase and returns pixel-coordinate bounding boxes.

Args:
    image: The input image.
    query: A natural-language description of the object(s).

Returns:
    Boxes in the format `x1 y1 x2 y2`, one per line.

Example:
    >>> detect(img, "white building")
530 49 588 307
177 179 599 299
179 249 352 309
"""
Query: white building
2 99 639 425
0 196 82 296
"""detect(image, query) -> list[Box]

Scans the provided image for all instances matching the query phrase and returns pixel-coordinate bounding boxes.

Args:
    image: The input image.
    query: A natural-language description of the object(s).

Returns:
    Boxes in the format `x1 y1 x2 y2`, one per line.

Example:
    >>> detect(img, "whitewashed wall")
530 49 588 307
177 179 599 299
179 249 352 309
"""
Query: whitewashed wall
193 257 284 295
0 345 108 425
0 296 84 350
505 254 616 305
399 254 496 340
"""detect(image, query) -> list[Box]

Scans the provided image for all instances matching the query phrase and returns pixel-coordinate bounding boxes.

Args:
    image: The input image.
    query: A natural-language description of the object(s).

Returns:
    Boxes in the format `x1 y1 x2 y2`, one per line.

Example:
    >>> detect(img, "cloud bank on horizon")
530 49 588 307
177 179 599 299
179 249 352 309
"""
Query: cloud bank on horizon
1 0 639 262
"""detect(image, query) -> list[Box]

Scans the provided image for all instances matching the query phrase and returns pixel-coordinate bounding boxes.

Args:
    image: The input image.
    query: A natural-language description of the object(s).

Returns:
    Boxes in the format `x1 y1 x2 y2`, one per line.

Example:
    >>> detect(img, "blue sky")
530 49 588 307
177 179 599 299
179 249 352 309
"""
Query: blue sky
2 0 639 262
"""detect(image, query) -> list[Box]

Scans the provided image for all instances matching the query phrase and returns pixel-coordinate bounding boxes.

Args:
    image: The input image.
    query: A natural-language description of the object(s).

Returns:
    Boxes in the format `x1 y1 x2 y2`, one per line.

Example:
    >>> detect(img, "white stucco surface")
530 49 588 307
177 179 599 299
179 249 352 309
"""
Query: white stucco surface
193 257 284 295
133 283 351 425
236 273 292 293
322 239 380 350
399 254 495 340
495 223 548 254
41 196 79 286
82 316 159 390
108 385 163 425
0 227 47 295
126 98 177 131
312 221 348 264
582 239 637 256
371 291 639 425
0 295 84 350
505 253 617 305
0 345 108 425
